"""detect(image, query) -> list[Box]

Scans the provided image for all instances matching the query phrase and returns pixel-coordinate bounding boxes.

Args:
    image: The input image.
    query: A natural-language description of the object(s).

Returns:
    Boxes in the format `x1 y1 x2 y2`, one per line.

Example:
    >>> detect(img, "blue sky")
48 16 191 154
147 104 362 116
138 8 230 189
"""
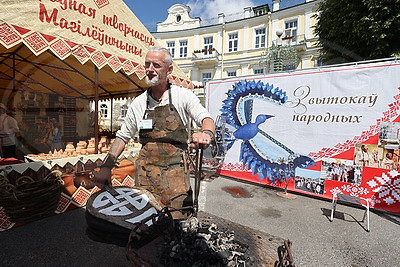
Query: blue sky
123 0 272 32
295 168 321 180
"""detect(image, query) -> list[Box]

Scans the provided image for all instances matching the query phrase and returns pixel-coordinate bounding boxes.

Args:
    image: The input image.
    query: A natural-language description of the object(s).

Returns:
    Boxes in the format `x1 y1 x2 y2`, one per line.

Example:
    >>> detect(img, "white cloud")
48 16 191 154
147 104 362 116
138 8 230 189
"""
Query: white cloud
187 0 258 22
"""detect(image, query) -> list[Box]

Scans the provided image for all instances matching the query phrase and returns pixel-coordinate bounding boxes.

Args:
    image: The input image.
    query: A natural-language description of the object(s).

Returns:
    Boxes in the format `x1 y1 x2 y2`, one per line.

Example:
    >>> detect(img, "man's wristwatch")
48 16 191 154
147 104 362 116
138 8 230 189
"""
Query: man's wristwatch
202 130 215 141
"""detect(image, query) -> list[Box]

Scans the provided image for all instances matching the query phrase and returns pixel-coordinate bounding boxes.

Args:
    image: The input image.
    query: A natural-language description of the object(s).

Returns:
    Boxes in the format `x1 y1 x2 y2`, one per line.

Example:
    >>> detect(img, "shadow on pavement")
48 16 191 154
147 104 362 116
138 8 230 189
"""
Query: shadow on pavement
373 210 400 226
0 208 128 267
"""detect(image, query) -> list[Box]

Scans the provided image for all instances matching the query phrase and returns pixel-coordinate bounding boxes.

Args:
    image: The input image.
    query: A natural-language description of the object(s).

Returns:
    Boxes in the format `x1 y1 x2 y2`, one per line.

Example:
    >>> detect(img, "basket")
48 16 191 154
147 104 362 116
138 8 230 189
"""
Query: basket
0 169 64 223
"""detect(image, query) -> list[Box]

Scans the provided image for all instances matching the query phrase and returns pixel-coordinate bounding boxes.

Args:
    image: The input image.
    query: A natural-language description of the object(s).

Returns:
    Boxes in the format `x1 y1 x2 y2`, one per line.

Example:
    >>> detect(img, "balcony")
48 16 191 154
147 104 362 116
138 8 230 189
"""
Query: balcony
192 48 220 65
192 84 204 96
274 34 307 51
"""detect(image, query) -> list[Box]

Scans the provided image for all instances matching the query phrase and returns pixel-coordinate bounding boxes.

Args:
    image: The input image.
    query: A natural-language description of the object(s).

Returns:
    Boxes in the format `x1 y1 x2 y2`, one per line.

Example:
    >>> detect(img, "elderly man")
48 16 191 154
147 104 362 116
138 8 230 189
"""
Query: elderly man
95 47 215 219
0 103 19 158
354 144 372 167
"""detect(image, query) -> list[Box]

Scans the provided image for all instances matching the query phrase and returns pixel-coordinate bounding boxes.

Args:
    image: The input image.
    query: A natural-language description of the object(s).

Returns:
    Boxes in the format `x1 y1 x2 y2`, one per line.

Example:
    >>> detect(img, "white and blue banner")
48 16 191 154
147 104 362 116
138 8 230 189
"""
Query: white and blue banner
206 60 400 214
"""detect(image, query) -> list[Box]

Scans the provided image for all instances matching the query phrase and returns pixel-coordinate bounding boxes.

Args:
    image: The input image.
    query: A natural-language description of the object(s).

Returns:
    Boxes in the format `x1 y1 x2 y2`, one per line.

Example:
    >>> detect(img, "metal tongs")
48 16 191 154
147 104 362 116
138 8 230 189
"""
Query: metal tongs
193 148 203 217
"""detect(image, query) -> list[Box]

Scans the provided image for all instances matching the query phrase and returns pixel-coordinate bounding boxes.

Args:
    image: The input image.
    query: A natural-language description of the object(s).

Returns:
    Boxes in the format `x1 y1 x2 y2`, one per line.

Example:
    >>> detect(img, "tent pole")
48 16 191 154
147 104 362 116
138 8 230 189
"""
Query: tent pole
94 66 99 154
12 53 15 91
110 98 113 133
6 53 17 108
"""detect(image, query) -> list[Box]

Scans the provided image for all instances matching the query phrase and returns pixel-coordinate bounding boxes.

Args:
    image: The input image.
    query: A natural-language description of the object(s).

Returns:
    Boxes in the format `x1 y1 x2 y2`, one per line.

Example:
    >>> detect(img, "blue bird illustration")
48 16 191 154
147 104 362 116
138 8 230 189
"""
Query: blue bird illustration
218 80 315 184
233 114 274 140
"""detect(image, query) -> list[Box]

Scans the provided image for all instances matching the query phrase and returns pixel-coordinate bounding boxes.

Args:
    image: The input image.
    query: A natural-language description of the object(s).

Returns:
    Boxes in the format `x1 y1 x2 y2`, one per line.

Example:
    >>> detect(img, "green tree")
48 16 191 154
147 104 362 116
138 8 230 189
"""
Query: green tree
314 0 400 64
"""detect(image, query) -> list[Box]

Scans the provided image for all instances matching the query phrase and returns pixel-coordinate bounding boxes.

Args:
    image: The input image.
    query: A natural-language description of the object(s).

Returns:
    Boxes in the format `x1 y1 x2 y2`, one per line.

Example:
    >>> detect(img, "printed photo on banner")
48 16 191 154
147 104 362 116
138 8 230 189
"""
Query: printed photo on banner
379 122 400 149
354 144 399 170
294 168 324 195
321 158 362 184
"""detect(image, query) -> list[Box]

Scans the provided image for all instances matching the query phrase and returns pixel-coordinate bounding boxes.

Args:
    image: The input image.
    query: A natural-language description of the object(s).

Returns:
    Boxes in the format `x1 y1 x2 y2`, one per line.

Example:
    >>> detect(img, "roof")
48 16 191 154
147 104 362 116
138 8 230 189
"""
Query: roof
0 0 192 101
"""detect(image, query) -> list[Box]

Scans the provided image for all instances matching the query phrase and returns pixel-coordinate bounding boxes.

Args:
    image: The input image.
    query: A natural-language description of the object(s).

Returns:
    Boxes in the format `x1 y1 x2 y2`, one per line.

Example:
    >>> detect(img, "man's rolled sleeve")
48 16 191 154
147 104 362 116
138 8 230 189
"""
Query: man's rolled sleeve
185 89 212 126
116 106 137 144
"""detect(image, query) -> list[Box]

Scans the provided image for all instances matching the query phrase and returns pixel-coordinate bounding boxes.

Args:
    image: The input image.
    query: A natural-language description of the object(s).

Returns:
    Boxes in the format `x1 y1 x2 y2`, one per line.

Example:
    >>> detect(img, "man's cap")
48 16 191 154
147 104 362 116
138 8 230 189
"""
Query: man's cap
0 103 7 110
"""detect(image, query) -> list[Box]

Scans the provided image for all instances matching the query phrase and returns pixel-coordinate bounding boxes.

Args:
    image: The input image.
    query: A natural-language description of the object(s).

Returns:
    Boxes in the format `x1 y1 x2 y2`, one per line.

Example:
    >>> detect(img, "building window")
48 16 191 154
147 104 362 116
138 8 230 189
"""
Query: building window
179 40 188 58
176 15 181 23
203 36 213 55
283 65 296 71
316 58 325 67
100 104 108 118
120 105 128 118
167 41 175 58
227 71 237 77
228 32 238 52
255 28 266 48
254 68 264 75
285 20 298 42
202 72 212 86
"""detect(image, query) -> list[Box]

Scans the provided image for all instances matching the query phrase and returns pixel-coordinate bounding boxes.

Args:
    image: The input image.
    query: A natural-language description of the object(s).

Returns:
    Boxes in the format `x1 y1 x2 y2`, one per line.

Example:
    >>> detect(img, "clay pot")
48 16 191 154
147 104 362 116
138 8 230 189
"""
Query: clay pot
100 143 108 154
80 148 87 155
78 140 87 149
98 136 108 151
65 142 75 156
100 136 107 144
74 170 95 189
87 139 96 154
62 174 77 195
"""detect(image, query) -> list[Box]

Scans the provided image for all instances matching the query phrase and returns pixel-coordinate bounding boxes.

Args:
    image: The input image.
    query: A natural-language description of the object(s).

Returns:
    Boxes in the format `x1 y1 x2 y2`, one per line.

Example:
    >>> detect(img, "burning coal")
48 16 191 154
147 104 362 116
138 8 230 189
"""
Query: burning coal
160 216 258 266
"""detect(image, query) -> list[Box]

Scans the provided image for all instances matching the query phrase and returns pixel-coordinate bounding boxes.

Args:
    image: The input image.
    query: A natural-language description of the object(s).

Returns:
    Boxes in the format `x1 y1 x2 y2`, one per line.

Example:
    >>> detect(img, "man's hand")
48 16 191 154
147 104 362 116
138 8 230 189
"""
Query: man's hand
93 137 126 188
94 167 112 188
190 131 213 149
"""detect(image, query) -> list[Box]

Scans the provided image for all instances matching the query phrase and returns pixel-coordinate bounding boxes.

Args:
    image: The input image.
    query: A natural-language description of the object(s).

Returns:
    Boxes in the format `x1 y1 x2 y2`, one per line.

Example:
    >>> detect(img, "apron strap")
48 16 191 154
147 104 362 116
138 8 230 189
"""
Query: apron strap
167 83 173 110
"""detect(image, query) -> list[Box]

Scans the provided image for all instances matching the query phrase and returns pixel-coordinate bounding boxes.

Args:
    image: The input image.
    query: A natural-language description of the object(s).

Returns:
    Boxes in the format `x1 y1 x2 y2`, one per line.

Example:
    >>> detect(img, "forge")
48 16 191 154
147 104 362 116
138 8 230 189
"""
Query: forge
86 187 294 267
126 211 293 267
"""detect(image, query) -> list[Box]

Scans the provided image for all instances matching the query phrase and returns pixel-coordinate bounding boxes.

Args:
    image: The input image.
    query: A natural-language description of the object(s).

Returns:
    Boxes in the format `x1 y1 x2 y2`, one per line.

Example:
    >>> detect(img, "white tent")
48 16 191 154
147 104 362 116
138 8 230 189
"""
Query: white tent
0 0 192 102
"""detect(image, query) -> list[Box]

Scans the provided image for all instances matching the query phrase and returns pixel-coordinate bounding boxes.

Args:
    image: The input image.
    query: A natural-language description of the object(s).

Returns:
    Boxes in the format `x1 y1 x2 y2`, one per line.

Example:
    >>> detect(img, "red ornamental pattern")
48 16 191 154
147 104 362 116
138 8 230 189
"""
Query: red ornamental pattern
135 65 146 80
91 186 102 194
108 56 122 72
367 169 400 206
323 167 400 212
111 178 122 187
23 32 48 55
0 207 14 231
122 176 135 187
72 45 91 64
50 39 71 60
220 162 251 172
93 0 109 9
55 193 72 214
72 187 91 207
0 22 191 86
122 60 135 75
0 23 22 47
91 50 107 68
309 89 400 160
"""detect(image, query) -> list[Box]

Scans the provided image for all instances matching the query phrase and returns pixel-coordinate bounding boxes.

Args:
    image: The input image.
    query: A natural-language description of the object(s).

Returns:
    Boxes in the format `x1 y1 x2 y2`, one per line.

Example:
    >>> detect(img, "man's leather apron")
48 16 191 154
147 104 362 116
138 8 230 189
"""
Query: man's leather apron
135 88 192 219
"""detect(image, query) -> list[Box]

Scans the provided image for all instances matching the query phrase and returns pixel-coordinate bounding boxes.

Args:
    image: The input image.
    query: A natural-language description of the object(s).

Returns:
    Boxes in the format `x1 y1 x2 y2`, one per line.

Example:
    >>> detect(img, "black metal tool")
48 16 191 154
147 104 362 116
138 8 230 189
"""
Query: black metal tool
193 148 203 217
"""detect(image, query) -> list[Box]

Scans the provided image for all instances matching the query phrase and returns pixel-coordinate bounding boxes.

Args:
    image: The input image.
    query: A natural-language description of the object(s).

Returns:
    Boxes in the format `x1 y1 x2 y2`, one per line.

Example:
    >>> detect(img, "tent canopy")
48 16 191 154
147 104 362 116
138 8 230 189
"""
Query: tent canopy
0 0 192 103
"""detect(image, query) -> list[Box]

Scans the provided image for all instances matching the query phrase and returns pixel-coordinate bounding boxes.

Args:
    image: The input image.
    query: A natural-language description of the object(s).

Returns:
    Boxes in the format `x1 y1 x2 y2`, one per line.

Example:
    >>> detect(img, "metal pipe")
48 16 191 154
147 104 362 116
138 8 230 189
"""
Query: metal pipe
94 66 99 154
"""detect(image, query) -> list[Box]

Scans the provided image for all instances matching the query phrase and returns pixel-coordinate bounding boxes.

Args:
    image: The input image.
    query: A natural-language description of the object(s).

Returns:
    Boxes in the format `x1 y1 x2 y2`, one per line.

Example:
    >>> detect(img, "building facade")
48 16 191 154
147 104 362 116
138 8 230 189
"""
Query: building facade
97 0 321 125
153 0 321 102
93 98 132 132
